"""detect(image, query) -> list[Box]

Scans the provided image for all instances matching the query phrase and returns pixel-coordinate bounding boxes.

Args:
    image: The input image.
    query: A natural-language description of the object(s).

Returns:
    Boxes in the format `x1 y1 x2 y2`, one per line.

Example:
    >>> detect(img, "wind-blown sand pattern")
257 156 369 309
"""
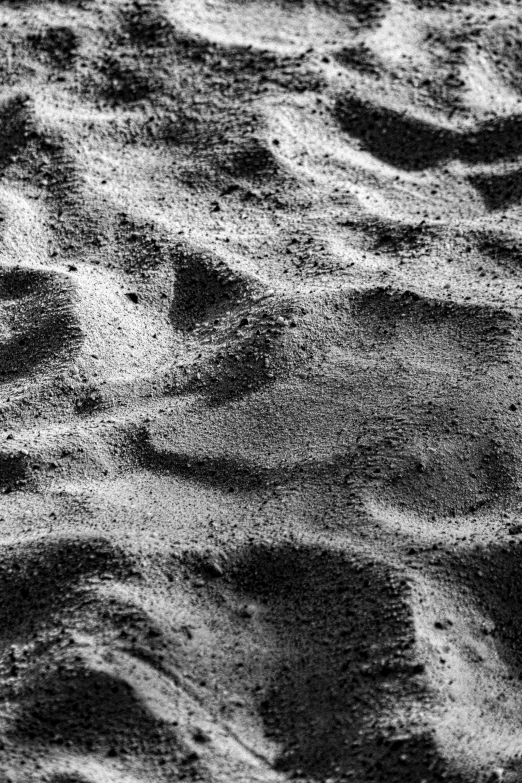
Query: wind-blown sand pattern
0 0 522 780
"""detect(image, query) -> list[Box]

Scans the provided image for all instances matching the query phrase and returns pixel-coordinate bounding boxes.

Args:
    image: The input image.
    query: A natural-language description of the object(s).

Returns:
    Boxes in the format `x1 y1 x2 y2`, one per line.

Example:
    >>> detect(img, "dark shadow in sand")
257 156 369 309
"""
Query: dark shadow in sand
231 543 469 782
335 94 522 171
469 170 522 211
0 267 82 382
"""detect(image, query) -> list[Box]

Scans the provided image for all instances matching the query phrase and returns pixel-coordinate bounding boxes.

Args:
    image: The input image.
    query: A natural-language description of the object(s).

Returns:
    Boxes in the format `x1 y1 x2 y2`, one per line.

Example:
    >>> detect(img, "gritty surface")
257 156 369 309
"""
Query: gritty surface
0 0 521 781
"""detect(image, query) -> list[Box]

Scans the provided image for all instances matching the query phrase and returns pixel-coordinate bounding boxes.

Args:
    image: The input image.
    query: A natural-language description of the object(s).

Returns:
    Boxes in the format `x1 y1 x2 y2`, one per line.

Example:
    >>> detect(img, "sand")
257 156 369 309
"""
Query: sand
0 0 521 780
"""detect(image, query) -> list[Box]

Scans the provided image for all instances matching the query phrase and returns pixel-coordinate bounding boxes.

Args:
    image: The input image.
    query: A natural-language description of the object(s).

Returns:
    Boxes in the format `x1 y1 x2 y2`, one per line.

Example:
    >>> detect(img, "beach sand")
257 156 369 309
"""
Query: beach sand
0 0 521 780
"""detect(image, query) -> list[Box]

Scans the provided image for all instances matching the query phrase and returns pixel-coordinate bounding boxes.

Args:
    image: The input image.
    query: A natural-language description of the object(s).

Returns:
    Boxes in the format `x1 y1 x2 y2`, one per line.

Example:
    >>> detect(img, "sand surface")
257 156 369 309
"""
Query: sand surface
0 0 522 780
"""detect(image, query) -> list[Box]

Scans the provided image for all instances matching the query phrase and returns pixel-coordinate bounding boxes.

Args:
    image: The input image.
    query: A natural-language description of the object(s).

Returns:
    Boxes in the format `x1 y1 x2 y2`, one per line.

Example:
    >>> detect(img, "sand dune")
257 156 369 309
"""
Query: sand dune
0 0 522 780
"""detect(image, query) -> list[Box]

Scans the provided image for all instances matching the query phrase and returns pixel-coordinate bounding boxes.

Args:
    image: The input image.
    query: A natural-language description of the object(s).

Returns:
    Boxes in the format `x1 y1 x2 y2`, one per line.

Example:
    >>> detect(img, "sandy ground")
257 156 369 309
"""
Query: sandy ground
0 0 521 780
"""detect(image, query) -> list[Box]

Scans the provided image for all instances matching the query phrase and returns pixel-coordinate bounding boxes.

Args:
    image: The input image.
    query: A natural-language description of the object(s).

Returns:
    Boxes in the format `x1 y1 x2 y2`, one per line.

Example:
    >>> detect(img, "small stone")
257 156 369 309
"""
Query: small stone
193 727 211 743
434 617 453 630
